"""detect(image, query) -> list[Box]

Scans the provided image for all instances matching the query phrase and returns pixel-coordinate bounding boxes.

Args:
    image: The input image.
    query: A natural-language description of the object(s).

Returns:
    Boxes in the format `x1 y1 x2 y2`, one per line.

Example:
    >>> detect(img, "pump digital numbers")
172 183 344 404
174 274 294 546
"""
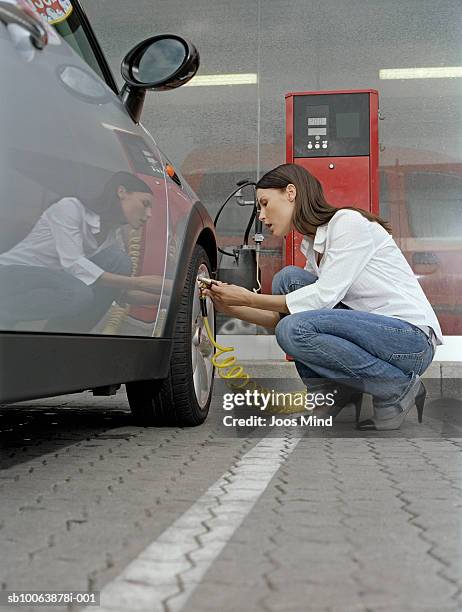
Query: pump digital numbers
308 117 327 126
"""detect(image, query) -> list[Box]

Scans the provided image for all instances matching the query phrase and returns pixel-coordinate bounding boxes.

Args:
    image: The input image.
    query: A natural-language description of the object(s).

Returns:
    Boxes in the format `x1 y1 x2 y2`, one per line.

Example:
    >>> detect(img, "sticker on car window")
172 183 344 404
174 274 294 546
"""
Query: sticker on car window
26 0 72 25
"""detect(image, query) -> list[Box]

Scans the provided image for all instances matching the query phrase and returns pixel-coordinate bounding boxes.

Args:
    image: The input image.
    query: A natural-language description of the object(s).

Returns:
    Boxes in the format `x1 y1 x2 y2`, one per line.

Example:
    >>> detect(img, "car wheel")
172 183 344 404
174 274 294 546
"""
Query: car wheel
126 245 215 426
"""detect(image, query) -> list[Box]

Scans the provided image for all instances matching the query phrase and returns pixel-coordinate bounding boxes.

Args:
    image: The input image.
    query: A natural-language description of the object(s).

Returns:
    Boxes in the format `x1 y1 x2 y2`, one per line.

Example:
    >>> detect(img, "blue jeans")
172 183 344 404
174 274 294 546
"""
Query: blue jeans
0 246 132 333
273 266 435 416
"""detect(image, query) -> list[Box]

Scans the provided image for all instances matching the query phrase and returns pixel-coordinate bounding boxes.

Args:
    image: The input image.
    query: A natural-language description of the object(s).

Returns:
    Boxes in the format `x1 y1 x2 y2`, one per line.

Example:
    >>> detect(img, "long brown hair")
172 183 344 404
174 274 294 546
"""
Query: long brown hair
256 163 391 235
87 171 153 239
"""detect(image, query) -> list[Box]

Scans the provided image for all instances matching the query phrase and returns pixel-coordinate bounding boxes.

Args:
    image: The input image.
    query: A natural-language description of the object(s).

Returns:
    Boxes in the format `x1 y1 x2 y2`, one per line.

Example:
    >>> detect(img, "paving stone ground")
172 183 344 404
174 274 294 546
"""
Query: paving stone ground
0 379 461 612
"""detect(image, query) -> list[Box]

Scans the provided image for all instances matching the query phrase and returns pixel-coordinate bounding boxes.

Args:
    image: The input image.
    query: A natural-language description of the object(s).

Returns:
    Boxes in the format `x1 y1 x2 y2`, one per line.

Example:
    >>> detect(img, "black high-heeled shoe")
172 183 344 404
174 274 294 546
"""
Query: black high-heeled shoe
332 391 363 421
309 385 363 421
415 383 426 423
274 382 363 421
354 394 363 423
357 377 426 431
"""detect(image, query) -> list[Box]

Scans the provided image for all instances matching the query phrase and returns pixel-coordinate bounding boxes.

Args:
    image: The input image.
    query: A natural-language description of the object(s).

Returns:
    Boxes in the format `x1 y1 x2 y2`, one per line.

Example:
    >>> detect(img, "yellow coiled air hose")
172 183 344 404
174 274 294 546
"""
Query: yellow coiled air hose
103 228 142 335
200 294 306 413
202 314 251 386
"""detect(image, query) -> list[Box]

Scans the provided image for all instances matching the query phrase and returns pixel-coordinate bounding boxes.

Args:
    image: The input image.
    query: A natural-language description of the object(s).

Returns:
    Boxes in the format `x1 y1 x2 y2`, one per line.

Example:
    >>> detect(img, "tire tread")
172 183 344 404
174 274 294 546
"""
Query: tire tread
127 245 213 426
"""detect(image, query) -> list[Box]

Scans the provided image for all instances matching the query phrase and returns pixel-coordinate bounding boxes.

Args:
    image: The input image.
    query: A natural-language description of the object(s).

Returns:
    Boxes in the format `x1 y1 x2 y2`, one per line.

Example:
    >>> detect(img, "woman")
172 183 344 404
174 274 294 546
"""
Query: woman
0 171 162 333
204 164 442 430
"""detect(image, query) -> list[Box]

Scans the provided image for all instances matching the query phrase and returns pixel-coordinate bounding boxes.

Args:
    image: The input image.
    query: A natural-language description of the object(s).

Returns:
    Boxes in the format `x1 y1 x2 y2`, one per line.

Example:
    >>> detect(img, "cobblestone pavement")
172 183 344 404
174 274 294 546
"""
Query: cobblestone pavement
0 381 461 612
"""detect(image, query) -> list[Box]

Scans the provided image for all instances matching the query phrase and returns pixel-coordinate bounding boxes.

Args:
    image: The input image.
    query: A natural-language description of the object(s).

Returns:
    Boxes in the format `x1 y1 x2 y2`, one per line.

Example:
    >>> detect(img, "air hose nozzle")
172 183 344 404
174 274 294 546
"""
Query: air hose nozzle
200 294 208 317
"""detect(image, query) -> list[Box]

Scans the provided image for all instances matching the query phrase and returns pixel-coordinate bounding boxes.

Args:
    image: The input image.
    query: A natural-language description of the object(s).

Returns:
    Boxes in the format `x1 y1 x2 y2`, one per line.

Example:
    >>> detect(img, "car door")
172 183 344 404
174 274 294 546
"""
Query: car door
0 0 168 337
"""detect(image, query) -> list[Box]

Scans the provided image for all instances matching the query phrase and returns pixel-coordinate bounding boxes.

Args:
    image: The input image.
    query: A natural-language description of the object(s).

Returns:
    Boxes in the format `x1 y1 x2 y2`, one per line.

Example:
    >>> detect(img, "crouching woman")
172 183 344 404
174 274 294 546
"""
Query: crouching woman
203 163 442 430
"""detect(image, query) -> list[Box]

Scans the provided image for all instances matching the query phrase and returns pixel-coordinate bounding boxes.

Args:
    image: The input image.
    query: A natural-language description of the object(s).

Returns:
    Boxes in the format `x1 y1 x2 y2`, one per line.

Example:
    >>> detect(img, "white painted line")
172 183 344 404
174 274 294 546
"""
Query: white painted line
85 435 300 612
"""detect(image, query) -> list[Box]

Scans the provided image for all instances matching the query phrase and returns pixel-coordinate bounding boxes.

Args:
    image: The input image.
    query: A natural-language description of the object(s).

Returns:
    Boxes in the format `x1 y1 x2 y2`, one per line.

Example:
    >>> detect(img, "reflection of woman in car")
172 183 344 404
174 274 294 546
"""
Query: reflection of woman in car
203 164 443 431
0 171 160 333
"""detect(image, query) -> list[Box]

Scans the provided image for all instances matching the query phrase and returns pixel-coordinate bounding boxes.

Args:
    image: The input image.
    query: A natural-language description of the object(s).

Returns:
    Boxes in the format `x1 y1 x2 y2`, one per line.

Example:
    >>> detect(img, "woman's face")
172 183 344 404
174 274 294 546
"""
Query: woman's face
118 186 154 229
256 185 295 237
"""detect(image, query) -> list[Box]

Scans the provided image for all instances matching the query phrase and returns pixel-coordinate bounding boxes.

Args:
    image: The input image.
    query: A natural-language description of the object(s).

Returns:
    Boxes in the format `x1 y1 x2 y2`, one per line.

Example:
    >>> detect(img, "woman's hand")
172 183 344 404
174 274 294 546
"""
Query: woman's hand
206 295 232 315
198 280 228 314
202 281 255 308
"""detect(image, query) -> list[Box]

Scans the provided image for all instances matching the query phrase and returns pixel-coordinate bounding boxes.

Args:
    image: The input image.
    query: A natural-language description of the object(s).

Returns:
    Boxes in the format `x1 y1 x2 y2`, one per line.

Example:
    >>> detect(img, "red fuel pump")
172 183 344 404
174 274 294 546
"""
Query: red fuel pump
285 89 379 267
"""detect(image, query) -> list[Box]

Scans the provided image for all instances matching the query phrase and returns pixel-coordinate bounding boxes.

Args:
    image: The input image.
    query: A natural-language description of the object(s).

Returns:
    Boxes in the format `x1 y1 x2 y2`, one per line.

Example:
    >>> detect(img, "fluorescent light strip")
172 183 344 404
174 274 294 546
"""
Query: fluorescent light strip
380 66 462 80
185 73 258 86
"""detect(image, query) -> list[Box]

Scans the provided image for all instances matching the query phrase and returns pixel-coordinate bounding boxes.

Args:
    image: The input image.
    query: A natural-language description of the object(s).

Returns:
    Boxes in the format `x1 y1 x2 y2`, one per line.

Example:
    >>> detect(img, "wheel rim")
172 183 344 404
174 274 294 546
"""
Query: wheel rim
191 264 215 408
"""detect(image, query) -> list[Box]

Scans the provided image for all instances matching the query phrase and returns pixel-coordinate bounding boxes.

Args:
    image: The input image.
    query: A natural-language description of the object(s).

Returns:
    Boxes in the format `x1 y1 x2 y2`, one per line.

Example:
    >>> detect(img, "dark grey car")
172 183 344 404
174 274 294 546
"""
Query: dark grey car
0 0 217 426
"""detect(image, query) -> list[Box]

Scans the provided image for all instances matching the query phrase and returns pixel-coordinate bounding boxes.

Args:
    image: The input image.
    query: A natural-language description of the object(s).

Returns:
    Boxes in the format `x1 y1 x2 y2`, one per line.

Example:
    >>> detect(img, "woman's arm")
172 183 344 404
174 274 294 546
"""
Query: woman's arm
121 289 158 305
205 283 289 314
219 304 281 330
204 281 286 329
97 273 173 294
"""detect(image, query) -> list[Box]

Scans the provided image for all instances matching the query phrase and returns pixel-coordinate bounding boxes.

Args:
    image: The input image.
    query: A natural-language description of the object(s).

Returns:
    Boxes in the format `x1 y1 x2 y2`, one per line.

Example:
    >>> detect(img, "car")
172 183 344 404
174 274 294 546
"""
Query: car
0 0 217 426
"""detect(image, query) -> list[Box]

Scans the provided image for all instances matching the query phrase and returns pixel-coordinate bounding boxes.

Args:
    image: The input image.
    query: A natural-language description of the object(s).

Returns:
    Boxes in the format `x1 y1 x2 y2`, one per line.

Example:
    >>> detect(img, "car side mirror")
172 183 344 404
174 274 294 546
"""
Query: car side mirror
120 34 200 123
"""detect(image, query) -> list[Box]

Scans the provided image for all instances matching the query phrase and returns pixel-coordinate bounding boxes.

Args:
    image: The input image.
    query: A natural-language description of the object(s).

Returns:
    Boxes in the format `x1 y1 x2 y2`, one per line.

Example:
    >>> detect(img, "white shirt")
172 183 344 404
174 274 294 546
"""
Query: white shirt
0 197 123 285
285 209 443 345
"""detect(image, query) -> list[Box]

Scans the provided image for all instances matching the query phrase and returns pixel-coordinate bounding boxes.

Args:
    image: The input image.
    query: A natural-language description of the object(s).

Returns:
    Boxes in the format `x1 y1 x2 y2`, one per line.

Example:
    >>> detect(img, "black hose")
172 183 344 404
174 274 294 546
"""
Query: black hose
213 185 242 226
218 245 236 258
214 181 256 258
243 208 256 245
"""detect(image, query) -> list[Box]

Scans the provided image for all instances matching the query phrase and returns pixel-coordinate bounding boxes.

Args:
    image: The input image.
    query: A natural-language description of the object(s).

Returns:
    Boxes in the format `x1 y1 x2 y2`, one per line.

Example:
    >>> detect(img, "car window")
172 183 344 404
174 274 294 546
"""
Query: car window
26 0 106 81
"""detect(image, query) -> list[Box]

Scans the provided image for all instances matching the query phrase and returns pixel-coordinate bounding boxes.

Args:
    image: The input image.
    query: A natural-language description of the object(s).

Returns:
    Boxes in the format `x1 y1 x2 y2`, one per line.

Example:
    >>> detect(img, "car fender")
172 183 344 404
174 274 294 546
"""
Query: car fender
163 201 216 339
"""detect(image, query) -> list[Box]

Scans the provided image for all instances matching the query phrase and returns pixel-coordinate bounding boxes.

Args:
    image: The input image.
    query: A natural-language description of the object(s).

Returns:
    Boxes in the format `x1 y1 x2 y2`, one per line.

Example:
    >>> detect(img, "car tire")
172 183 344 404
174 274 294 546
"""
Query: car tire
126 244 215 426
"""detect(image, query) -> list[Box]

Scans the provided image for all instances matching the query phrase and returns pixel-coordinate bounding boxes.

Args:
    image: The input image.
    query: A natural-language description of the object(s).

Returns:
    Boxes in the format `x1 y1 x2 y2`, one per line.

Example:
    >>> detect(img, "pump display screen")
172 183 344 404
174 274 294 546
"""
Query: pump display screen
293 93 370 158
308 117 327 126
308 127 327 136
